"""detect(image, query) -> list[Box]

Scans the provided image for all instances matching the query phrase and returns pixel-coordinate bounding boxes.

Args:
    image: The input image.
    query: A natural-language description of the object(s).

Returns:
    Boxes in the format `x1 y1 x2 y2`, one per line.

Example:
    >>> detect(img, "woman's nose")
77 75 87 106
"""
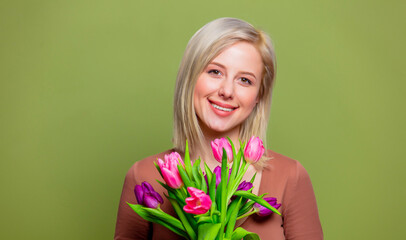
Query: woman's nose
218 78 234 99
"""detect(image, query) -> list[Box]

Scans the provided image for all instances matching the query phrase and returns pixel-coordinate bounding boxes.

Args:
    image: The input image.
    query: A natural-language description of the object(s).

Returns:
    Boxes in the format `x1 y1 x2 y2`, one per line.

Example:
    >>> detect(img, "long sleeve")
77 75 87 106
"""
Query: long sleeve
114 161 151 240
282 161 323 240
114 150 181 240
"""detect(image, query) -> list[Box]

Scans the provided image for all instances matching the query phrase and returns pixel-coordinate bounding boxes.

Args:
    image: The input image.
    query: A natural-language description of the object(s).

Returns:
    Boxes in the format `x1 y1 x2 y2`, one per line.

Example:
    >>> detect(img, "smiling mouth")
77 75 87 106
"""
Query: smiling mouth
209 101 237 112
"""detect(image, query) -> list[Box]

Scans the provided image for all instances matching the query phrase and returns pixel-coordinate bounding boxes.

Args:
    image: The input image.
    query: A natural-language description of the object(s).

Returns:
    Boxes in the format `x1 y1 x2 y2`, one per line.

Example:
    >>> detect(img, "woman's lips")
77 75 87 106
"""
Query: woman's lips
208 100 237 116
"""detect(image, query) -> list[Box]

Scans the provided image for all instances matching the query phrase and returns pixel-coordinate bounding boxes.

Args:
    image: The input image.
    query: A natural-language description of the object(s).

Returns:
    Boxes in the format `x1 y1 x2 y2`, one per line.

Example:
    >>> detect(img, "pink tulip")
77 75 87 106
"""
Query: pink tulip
157 152 184 189
244 136 265 163
211 138 233 163
164 151 184 165
183 187 212 215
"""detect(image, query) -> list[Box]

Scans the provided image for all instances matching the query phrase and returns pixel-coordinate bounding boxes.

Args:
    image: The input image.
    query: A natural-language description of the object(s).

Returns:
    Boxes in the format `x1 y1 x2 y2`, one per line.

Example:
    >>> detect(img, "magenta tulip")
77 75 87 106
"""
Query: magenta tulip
211 138 233 163
244 136 265 163
231 180 253 201
236 180 253 192
157 152 184 189
213 166 232 187
253 197 281 216
183 187 212 215
134 181 163 209
213 166 222 187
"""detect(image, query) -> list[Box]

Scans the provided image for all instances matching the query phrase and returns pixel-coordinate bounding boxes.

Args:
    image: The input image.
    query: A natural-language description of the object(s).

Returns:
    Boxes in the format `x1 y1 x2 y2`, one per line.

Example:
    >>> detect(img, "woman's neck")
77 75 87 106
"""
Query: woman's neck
199 120 241 149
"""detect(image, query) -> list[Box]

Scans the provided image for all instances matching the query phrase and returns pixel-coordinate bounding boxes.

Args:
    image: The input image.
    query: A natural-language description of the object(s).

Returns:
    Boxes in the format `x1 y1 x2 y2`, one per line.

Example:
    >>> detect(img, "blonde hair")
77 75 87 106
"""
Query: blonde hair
173 18 276 166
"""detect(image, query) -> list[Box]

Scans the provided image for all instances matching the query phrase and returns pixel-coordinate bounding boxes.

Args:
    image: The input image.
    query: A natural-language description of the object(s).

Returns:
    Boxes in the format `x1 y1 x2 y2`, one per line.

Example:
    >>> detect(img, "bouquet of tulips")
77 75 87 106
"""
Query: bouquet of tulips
127 137 281 240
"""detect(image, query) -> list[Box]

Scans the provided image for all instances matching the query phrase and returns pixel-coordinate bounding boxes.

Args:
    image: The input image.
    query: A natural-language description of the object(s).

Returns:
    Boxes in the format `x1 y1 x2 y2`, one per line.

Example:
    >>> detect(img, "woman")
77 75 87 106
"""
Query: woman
115 18 323 239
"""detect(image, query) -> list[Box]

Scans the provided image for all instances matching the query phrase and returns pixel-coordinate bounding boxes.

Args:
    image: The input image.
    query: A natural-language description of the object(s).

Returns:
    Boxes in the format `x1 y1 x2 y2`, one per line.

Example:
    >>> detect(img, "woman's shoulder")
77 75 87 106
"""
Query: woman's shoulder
126 149 176 184
265 149 303 169
262 150 323 239
132 149 174 168
262 149 311 184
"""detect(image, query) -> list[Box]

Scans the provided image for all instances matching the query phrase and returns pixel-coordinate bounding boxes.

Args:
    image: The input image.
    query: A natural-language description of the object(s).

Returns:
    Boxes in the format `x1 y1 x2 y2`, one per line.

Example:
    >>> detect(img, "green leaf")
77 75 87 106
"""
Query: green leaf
237 193 266 216
204 162 213 184
127 202 149 219
192 158 202 189
209 202 220 223
227 137 238 195
231 227 260 240
236 148 242 172
152 218 189 239
197 223 221 240
225 198 242 238
167 194 197 240
126 203 188 238
200 170 207 193
178 164 195 188
209 173 217 203
154 161 163 179
237 200 255 216
227 159 249 201
196 216 213 224
219 148 228 239
226 137 237 161
216 181 222 212
142 207 185 230
184 140 194 180
157 180 185 203
233 191 281 216
225 197 240 223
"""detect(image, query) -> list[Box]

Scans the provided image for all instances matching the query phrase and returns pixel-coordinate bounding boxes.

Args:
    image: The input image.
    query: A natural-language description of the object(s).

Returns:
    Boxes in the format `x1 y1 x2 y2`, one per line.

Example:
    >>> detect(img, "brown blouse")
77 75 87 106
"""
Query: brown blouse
114 150 323 239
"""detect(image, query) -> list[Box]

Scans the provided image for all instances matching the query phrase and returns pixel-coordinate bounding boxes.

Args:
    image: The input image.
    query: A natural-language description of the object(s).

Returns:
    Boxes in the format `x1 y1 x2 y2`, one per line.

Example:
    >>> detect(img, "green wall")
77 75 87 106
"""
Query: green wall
1 1 405 239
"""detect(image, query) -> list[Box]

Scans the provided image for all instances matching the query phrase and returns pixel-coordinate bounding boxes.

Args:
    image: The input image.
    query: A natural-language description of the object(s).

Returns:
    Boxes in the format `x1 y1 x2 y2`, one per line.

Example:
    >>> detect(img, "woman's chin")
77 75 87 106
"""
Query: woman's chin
204 122 240 136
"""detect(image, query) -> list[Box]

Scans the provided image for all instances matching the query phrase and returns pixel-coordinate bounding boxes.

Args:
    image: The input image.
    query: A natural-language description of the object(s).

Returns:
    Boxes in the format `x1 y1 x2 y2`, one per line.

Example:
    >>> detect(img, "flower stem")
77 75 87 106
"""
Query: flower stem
236 209 259 220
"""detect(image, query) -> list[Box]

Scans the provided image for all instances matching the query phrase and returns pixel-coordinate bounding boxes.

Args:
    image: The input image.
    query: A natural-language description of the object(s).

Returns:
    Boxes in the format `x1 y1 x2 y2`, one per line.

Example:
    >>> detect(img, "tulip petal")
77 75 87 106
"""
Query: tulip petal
143 193 160 208
244 136 265 163
134 185 144 205
254 196 281 216
183 187 212 215
142 181 154 193
162 168 183 189
211 138 233 163
158 155 184 189
150 191 164 204
133 181 163 209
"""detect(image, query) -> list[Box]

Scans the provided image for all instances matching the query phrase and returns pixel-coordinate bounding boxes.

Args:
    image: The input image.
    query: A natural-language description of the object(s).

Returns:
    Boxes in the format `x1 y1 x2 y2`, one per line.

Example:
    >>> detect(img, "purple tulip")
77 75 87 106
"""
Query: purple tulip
134 181 163 209
253 197 281 216
213 166 222 187
211 138 233 163
244 136 265 164
213 166 232 187
231 180 253 201
236 180 253 191
203 172 209 190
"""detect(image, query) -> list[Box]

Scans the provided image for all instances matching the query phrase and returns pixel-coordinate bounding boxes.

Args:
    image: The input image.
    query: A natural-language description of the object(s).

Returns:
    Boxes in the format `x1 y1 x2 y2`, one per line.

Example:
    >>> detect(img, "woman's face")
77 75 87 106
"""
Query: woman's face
193 41 263 136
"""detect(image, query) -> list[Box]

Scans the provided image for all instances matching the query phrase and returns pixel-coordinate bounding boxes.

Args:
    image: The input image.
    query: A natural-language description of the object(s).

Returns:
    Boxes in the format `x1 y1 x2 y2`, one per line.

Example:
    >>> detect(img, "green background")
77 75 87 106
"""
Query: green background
1 0 405 239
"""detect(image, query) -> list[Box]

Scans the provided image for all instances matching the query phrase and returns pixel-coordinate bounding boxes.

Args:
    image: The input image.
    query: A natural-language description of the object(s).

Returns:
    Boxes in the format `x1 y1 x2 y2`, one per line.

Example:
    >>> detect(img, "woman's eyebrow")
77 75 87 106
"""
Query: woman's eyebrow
209 62 226 69
240 71 257 80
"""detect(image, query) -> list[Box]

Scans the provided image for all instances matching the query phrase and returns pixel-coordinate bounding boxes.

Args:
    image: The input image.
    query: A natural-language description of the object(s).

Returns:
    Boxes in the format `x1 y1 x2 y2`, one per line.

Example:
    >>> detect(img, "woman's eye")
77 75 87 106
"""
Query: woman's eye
208 69 221 75
240 77 252 85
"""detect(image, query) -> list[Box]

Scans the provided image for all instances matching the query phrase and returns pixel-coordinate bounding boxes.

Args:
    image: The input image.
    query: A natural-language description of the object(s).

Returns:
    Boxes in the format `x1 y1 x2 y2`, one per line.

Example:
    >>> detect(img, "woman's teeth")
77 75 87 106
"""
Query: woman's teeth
211 103 234 112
